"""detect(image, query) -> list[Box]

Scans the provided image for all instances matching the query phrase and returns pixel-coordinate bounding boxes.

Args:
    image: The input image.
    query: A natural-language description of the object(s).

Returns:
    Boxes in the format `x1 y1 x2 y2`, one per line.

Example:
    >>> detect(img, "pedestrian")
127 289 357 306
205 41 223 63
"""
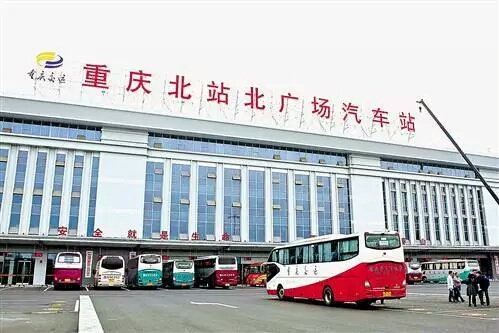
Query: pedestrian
476 271 490 306
463 272 478 307
447 271 455 303
453 272 465 302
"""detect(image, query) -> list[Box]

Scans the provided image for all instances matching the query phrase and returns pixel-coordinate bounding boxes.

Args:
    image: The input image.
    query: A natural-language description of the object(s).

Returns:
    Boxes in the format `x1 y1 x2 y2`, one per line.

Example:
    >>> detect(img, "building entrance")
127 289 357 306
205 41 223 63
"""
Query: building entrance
0 252 36 285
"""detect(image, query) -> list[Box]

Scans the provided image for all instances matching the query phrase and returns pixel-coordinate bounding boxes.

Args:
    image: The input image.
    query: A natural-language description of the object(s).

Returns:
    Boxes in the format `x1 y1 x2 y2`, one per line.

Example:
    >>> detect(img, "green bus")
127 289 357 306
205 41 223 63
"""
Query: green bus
126 254 162 288
162 259 195 288
421 259 480 283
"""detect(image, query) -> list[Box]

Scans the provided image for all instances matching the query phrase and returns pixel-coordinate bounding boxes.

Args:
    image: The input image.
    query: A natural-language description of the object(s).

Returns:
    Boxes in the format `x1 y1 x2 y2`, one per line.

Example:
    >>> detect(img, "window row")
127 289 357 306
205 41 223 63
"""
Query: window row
148 133 348 166
381 159 475 179
1 117 102 141
268 237 359 265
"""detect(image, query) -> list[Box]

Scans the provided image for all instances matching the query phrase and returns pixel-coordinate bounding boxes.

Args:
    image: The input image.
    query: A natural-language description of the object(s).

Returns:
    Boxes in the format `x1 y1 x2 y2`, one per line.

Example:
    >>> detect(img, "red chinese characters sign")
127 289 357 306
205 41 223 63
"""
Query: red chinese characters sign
28 57 418 139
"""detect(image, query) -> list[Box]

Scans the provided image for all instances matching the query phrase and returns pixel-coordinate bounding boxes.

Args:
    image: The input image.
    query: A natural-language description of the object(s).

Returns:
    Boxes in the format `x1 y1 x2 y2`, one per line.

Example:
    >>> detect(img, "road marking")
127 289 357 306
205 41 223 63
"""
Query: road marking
385 308 498 321
408 308 427 311
85 287 89 292
74 300 80 312
0 286 13 293
190 301 238 309
78 295 104 333
43 286 53 292
121 287 130 291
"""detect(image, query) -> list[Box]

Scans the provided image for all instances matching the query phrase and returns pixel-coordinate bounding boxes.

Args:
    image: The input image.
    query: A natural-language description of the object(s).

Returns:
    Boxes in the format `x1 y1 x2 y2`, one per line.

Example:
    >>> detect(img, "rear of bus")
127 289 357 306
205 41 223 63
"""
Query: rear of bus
361 232 407 302
95 256 125 288
215 256 238 288
137 254 162 287
53 252 83 289
173 260 195 288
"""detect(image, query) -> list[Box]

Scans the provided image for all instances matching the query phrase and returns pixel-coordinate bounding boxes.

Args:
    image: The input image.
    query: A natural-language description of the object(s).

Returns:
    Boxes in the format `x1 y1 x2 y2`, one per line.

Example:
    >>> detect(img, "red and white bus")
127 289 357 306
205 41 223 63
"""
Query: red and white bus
406 262 423 284
53 251 83 289
264 231 407 307
194 255 238 288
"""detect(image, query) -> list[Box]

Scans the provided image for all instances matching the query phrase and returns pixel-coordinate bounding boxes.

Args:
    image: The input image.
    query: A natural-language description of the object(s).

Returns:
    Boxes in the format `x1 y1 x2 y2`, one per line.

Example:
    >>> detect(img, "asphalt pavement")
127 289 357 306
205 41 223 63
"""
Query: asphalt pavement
0 283 498 333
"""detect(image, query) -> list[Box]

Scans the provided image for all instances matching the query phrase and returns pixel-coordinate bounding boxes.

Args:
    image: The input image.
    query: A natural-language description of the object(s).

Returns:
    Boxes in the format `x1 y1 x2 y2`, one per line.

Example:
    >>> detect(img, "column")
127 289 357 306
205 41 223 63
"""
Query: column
39 149 56 236
188 161 198 238
287 170 296 242
161 159 172 236
215 163 224 240
264 167 272 242
240 165 249 242
19 148 37 235
0 146 17 234
309 171 318 236
77 152 92 237
59 150 74 229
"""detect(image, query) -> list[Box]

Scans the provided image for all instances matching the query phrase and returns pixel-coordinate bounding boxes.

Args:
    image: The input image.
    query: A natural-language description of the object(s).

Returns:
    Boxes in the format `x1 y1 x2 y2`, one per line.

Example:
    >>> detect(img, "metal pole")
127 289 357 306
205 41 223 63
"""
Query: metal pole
417 99 499 205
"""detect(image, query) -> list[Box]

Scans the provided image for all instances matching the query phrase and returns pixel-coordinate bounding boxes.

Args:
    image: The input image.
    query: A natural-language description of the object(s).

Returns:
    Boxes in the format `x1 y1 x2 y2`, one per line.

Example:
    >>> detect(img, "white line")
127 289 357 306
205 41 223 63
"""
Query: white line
74 300 80 312
43 286 52 292
0 287 13 293
190 301 238 309
85 287 89 292
78 295 104 333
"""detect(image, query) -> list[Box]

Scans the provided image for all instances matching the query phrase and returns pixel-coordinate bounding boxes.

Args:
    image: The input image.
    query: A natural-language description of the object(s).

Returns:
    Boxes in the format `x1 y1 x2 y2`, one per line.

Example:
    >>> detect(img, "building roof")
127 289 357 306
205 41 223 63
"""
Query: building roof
1 95 498 169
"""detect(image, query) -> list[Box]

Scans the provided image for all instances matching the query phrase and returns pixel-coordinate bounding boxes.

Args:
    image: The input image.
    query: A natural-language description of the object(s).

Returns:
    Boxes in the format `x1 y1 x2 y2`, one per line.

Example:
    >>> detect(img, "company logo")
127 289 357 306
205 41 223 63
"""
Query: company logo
36 51 64 69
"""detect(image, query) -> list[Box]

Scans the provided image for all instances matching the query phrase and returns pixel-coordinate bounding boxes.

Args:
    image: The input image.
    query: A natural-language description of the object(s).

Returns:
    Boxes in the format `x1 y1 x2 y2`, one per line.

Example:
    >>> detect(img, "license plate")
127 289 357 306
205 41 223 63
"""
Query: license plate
147 282 152 286
383 291 392 297
109 279 114 283
182 283 186 287
225 283 230 287
64 279 71 282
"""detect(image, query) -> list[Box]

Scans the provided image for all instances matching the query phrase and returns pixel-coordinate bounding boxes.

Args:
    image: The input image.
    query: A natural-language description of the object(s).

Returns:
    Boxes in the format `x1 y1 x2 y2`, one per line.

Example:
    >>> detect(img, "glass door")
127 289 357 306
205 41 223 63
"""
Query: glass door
14 259 34 284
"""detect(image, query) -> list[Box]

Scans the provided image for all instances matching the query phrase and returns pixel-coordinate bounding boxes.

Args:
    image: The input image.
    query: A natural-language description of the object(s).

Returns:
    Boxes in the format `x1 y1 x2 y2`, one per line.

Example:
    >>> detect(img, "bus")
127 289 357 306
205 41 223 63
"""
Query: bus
126 254 162 288
93 256 126 288
264 231 407 307
53 252 83 289
245 262 267 287
194 255 238 288
406 262 423 284
162 259 195 288
421 259 480 283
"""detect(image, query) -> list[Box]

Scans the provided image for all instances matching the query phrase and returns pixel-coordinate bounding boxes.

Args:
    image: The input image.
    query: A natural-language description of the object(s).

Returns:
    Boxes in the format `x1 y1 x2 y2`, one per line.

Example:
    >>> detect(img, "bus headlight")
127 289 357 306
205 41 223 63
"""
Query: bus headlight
364 280 371 288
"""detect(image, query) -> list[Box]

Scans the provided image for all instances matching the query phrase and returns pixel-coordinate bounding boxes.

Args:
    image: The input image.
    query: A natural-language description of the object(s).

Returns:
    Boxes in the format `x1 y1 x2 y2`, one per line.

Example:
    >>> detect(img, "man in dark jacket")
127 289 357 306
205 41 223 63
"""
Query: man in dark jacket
476 271 490 306
464 272 478 307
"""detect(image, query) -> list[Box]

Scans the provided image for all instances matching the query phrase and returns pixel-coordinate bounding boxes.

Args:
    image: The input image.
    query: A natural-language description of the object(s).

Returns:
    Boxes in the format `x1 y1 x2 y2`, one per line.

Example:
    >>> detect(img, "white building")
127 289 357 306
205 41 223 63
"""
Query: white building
1 96 498 286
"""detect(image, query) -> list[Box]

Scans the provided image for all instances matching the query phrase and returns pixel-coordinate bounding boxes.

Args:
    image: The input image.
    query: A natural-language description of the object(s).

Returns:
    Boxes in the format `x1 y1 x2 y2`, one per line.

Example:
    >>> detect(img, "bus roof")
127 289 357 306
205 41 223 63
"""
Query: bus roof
56 251 82 257
421 259 479 264
194 255 236 261
270 231 399 250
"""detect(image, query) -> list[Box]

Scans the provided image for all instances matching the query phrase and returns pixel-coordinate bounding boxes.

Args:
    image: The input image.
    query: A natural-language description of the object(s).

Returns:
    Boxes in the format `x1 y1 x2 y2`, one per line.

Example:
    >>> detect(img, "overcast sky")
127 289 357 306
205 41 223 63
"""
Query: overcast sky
1 0 497 157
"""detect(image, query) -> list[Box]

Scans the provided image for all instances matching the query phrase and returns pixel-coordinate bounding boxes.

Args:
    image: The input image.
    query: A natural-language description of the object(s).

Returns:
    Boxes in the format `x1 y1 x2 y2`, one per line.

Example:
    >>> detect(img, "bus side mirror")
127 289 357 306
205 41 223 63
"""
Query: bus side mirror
92 269 96 275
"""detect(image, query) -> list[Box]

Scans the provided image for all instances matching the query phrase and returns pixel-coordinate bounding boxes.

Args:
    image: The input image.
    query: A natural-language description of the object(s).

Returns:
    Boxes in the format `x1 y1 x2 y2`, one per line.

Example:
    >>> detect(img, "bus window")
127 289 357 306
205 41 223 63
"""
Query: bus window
365 233 401 249
457 262 465 269
442 263 449 270
312 244 319 263
140 255 160 264
101 257 124 270
296 247 304 264
175 260 193 269
339 238 359 261
289 248 296 265
218 257 236 265
270 250 278 263
322 242 332 262
57 253 81 263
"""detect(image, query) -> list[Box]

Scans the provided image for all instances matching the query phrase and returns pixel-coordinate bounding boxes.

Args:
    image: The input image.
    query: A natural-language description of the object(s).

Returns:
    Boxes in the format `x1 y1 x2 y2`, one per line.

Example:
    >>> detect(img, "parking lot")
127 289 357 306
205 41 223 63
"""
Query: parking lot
1 284 498 333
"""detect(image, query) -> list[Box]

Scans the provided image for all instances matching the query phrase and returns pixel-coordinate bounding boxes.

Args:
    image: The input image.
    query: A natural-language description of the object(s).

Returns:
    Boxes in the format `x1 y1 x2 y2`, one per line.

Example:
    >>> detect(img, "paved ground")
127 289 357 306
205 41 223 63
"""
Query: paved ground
0 286 80 333
0 283 498 333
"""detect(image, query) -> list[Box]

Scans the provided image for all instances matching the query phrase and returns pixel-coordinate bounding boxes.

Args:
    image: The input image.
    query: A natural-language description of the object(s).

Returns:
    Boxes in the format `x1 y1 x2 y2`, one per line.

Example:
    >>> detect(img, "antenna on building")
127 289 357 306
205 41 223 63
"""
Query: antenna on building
233 90 239 120
198 85 203 116
417 99 499 205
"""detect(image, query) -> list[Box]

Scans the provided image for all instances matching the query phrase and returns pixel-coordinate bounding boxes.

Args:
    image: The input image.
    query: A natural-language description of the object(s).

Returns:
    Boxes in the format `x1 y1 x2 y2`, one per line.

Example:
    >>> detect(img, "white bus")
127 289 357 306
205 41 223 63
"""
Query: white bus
421 259 480 283
194 255 238 288
264 231 407 307
93 256 126 288
53 252 83 289
162 259 195 288
126 254 162 288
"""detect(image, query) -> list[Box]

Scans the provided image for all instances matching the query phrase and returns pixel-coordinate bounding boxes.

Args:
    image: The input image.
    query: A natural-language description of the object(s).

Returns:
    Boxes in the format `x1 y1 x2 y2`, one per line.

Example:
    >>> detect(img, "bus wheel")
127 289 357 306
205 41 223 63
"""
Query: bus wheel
277 285 285 301
323 286 334 306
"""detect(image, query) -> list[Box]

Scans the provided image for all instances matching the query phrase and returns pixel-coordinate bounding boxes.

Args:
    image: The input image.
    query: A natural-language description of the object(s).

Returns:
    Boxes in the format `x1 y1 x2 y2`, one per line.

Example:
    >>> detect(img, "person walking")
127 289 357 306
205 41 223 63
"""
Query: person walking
447 271 455 303
476 271 490 306
453 272 465 302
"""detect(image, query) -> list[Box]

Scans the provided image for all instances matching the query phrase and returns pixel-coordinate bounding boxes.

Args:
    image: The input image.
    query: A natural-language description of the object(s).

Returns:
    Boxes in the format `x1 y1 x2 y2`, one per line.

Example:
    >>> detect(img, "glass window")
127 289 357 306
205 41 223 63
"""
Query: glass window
365 233 401 249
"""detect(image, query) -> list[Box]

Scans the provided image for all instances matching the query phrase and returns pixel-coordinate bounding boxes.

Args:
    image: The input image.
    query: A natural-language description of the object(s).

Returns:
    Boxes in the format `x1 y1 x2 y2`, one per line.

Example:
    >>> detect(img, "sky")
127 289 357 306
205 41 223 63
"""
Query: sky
1 0 498 158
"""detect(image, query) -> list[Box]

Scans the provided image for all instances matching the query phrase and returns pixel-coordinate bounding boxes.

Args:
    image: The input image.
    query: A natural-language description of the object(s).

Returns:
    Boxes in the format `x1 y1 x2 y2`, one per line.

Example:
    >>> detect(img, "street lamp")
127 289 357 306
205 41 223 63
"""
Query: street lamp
417 99 499 205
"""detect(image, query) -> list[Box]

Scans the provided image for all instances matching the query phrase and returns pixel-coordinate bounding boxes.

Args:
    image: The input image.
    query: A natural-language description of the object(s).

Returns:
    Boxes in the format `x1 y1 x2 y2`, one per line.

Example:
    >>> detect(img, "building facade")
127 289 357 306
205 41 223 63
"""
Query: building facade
1 96 498 286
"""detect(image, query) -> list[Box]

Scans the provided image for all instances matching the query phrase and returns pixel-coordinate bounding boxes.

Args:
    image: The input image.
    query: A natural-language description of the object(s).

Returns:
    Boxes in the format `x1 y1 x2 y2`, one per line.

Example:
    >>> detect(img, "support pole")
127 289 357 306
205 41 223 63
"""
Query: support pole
417 99 499 205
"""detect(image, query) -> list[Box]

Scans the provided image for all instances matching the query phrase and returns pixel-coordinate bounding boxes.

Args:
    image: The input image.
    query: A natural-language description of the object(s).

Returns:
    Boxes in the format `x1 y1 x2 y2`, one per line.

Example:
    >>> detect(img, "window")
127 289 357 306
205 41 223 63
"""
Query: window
218 257 236 265
140 255 160 264
175 260 193 269
101 257 124 270
365 233 401 249
57 253 81 263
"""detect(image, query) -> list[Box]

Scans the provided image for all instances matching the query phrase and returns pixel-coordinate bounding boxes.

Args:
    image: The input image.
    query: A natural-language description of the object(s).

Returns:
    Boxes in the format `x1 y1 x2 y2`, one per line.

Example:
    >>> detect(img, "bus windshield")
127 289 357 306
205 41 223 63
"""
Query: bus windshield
101 257 124 270
365 233 401 250
409 263 421 270
175 261 193 269
140 255 160 264
218 257 236 265
57 253 81 263
249 266 261 274
467 261 479 268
